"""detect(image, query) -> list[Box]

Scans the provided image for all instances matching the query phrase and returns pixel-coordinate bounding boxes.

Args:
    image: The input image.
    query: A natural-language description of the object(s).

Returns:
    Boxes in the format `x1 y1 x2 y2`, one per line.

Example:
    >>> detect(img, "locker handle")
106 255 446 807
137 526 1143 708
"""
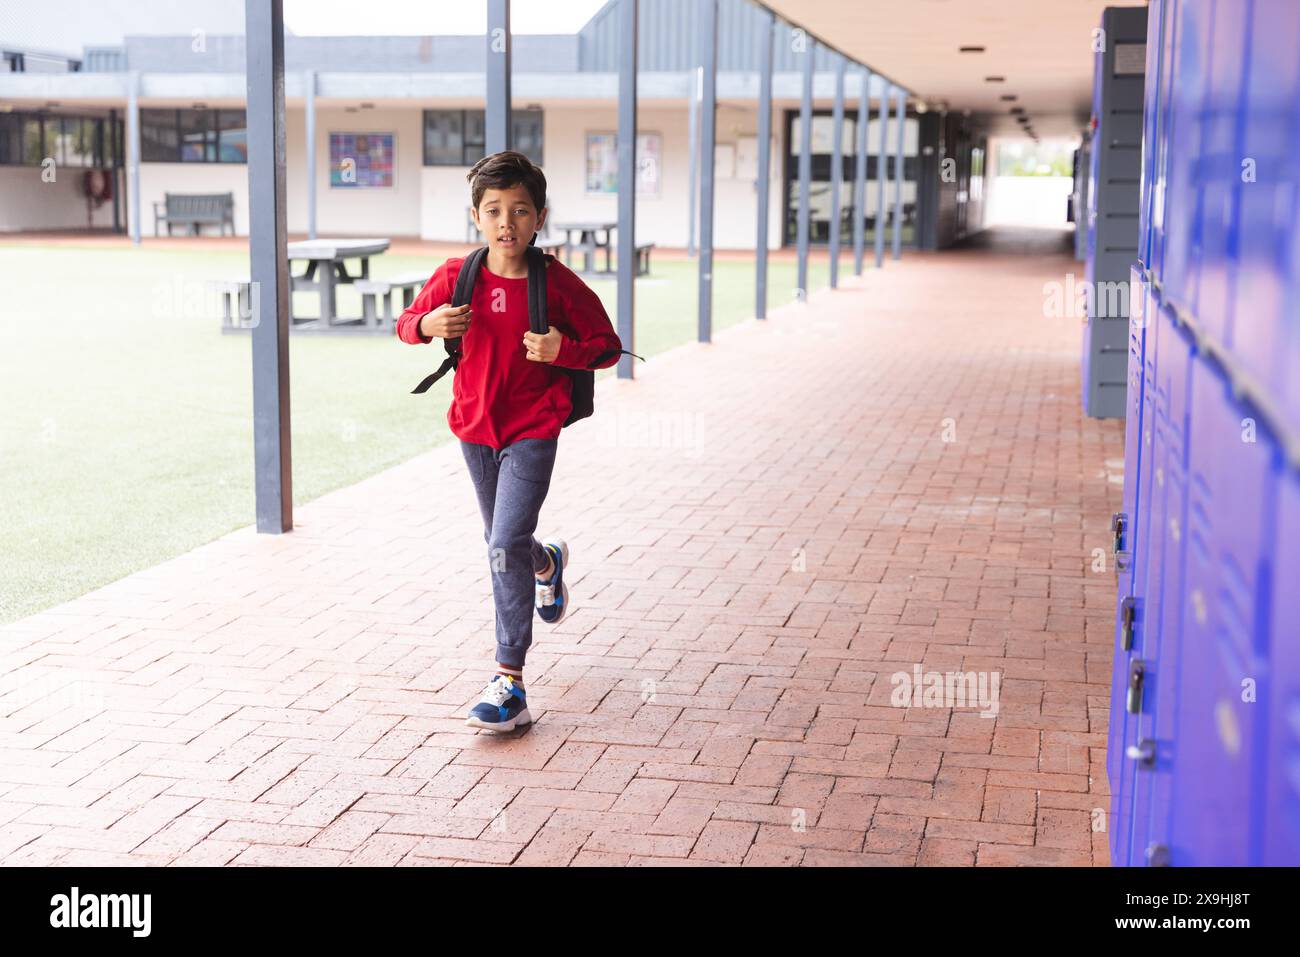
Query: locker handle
1111 512 1127 554
1125 738 1155 768
1120 597 1136 650
1126 659 1145 714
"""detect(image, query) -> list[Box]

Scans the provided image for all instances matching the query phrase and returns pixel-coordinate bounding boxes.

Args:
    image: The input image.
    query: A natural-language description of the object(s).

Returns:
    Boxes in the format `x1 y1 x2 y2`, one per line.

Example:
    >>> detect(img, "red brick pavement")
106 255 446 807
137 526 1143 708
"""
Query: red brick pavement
0 227 1123 866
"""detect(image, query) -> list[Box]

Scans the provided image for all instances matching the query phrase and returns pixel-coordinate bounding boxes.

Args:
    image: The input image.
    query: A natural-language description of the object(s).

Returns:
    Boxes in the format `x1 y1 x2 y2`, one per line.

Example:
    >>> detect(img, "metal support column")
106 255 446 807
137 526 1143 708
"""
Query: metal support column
874 82 890 267
697 0 717 342
245 0 292 533
828 55 845 288
127 71 140 244
687 66 699 258
892 85 905 259
852 68 870 275
108 107 121 233
616 0 638 378
795 35 813 300
305 68 317 239
485 0 511 155
755 9 774 319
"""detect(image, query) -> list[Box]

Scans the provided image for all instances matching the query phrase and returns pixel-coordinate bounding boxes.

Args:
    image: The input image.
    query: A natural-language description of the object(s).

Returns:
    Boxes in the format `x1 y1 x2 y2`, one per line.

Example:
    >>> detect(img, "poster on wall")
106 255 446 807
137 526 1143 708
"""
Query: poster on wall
329 132 394 188
585 132 661 195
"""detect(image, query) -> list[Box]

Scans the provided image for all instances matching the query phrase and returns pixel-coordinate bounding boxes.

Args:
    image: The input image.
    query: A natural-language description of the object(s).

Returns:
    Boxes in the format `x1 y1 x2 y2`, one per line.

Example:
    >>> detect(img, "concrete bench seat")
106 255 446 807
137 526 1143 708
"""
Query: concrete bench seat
354 271 430 327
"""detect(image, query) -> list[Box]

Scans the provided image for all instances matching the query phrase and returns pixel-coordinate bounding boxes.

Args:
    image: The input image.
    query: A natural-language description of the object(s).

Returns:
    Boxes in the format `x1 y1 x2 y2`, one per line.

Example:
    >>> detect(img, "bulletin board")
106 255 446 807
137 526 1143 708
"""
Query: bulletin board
585 132 662 195
329 132 394 188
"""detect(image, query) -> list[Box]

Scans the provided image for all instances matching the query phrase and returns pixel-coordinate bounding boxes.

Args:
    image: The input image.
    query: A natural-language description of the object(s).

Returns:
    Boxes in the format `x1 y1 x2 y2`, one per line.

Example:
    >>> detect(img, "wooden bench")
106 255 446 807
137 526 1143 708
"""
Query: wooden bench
155 192 235 237
209 278 256 329
354 271 430 327
635 242 654 276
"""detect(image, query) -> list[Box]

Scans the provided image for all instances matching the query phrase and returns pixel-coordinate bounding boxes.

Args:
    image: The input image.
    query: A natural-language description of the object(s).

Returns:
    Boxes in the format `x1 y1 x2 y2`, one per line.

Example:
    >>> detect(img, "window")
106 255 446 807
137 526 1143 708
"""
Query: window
0 112 111 167
178 109 214 162
215 111 246 162
422 109 543 166
140 109 247 163
23 117 42 164
51 117 96 166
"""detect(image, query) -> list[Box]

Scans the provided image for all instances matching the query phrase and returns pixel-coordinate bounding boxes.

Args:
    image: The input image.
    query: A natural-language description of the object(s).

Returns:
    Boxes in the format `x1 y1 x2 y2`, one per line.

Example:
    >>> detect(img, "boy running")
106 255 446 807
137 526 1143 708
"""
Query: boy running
396 150 624 732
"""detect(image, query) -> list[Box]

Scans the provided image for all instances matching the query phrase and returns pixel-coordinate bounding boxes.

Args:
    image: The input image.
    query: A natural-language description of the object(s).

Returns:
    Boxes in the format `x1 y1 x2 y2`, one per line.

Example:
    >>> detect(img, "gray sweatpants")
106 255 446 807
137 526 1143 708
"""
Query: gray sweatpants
459 436 558 670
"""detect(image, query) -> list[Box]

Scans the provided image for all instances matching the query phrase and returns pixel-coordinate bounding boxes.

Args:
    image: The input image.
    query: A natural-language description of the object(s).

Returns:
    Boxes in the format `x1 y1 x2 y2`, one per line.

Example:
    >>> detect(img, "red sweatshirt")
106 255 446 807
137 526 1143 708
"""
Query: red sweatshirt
396 254 623 450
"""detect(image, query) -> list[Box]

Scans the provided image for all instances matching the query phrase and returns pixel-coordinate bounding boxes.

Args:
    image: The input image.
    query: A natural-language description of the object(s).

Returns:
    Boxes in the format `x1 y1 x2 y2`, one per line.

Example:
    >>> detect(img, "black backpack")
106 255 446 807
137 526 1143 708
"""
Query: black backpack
410 242 642 427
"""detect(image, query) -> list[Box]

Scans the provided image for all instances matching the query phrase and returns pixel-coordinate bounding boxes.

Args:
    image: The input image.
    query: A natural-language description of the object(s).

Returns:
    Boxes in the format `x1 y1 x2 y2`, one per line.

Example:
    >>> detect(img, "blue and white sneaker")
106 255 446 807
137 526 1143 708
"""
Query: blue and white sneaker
535 539 570 625
465 674 532 732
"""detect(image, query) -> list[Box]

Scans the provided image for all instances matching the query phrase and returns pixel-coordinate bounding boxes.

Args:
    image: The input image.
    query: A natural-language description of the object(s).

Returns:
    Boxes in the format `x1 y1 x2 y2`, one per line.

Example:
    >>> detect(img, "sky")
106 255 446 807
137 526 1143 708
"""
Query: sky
0 0 613 59
283 0 611 36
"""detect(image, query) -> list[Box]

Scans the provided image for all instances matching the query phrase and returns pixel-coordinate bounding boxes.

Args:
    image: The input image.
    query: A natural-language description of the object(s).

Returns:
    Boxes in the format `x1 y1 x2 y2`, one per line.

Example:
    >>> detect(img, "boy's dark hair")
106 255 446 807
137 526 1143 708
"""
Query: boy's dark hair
466 150 547 214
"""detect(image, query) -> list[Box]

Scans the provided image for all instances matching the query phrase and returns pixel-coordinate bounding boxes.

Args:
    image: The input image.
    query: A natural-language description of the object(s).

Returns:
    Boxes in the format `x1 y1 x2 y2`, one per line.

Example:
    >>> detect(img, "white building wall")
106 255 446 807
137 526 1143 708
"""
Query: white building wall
286 106 423 237
0 165 118 231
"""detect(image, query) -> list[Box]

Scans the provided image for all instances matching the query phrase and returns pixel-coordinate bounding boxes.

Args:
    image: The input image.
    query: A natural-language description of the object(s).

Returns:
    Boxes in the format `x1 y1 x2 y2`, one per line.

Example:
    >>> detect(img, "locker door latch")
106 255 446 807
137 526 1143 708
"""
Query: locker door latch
1126 659 1146 714
1111 512 1130 571
1125 738 1155 768
1119 597 1136 651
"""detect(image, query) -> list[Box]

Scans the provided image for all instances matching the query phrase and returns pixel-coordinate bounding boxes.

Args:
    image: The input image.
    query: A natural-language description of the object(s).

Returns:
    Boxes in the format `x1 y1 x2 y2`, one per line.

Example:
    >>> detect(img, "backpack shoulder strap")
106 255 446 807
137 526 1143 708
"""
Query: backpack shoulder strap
453 246 490 308
445 246 488 358
409 247 488 395
525 245 550 335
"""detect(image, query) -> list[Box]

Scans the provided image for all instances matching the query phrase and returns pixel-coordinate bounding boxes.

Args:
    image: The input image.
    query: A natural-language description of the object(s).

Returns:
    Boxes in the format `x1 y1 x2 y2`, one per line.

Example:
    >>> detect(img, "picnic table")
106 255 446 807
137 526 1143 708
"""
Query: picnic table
287 238 391 326
548 221 654 277
550 221 617 275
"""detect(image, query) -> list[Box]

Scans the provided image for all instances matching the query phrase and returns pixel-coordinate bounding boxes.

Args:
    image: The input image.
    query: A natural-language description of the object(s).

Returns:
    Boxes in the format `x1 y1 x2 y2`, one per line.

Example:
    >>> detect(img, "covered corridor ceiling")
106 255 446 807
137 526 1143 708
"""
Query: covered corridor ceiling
761 0 1148 139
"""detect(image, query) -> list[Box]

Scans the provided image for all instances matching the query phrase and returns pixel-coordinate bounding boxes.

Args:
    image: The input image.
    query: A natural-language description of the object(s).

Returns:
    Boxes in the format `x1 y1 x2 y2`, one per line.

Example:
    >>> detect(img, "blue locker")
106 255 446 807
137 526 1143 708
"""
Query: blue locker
1233 0 1300 431
1147 0 1181 284
1109 269 1150 865
1132 305 1197 865
1135 282 1161 613
1168 355 1276 865
1161 0 1213 320
1263 471 1300 864
1137 0 1166 272
1193 0 1246 347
